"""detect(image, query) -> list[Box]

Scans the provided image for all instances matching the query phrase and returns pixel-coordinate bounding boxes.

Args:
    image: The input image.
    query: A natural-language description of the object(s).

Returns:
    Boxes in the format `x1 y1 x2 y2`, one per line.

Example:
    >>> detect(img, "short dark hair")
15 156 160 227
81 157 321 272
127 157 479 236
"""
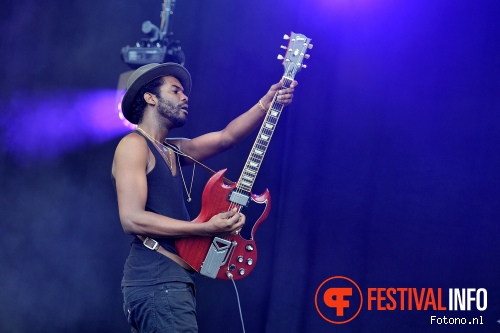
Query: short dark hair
130 76 165 124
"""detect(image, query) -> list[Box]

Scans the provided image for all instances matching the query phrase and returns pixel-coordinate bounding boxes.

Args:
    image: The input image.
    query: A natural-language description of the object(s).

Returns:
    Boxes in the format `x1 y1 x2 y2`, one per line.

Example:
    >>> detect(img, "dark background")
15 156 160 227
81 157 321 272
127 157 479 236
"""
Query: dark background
1 0 499 332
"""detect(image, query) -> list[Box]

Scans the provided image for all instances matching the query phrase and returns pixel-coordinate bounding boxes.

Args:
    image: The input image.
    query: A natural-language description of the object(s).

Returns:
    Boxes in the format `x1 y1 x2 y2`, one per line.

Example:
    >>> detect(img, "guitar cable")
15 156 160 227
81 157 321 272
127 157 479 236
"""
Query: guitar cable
227 272 246 333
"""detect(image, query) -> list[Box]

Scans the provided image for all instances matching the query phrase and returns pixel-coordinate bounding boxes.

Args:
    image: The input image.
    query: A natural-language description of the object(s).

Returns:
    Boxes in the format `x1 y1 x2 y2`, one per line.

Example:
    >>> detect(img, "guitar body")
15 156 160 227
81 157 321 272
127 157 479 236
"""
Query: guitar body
175 169 271 280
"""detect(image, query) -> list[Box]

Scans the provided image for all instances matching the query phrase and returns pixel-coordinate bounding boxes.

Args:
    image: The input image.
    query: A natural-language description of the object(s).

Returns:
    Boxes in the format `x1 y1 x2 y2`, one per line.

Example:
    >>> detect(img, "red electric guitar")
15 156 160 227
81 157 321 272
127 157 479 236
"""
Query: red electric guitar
175 32 313 280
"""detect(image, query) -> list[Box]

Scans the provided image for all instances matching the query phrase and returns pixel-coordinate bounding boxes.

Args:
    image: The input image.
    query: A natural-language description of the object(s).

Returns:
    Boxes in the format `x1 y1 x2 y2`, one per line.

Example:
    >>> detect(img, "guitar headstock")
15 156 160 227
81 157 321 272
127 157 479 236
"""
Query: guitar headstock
278 32 313 79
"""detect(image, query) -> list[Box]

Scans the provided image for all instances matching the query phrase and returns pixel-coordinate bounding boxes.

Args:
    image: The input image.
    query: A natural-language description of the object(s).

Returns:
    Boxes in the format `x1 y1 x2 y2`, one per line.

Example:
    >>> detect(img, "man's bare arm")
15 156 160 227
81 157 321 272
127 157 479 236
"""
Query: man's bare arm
173 80 297 161
112 133 244 237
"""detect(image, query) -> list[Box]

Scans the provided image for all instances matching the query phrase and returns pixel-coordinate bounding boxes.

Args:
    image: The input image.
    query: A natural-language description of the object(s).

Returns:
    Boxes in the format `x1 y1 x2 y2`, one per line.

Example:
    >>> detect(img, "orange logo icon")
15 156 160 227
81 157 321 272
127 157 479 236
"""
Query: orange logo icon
315 276 363 324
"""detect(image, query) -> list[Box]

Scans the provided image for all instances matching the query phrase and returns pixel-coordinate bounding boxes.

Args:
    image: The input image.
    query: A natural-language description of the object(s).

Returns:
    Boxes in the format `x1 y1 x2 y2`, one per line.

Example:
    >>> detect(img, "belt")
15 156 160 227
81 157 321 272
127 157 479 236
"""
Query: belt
137 235 195 273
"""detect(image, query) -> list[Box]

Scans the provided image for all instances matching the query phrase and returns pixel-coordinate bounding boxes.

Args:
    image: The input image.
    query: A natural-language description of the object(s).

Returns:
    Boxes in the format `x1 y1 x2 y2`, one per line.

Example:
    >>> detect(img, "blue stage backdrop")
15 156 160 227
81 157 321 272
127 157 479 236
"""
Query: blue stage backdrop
0 0 499 332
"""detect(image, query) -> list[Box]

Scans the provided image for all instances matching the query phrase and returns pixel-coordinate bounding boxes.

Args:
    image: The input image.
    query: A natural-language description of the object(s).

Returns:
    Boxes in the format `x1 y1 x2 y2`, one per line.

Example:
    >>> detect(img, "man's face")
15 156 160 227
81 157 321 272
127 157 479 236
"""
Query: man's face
156 76 189 128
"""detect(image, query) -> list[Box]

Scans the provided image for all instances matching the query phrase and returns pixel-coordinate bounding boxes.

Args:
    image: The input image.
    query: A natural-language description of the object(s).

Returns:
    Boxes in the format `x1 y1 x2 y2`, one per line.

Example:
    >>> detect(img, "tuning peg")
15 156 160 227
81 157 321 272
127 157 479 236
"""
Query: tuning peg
304 54 310 59
277 54 284 60
308 44 313 49
280 45 287 50
302 64 307 69
283 34 290 40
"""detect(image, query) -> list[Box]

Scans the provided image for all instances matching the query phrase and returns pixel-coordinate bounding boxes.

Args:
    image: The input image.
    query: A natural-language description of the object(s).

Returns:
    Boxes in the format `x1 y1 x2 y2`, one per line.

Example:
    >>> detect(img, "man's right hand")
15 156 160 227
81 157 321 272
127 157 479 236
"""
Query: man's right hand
203 208 245 236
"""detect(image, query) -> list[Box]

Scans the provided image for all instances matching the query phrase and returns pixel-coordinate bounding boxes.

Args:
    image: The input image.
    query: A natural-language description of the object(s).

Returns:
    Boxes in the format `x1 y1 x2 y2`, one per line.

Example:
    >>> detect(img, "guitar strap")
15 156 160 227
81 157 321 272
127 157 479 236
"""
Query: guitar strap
136 235 195 272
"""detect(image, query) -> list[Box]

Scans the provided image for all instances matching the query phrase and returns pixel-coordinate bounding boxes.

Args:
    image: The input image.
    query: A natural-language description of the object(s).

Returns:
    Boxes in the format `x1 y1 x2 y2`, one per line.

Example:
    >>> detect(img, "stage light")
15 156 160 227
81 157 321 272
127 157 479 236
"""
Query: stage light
120 0 185 68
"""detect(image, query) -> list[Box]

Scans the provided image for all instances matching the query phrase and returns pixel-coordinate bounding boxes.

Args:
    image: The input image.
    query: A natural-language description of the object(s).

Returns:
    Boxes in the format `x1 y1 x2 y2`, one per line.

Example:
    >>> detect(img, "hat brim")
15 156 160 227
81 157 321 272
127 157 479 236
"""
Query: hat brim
121 62 192 124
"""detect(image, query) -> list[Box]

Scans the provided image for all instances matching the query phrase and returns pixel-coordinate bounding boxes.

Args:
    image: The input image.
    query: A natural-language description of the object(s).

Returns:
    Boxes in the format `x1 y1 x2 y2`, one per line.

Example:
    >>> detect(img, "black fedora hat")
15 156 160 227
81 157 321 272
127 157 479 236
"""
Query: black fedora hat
121 62 192 124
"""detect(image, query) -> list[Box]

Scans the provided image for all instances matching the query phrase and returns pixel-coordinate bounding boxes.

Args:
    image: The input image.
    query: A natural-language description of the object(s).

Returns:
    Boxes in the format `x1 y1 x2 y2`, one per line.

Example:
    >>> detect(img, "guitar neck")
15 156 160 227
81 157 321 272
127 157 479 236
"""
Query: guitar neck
236 76 295 193
234 31 312 194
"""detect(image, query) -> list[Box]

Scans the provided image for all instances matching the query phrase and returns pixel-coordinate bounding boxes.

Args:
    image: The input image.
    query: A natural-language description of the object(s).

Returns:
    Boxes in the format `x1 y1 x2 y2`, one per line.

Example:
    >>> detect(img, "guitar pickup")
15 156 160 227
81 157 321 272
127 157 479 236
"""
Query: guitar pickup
228 190 250 207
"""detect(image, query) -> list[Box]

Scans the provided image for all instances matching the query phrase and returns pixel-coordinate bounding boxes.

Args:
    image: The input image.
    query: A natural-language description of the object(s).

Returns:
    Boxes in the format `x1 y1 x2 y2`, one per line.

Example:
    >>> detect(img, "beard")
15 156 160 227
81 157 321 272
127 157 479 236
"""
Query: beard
157 97 187 128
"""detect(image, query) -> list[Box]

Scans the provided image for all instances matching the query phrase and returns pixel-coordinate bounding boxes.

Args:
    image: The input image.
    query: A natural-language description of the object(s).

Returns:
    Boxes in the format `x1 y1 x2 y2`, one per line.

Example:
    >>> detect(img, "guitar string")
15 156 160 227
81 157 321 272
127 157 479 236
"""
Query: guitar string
227 80 300 240
226 52 299 215
227 89 281 214
226 56 298 226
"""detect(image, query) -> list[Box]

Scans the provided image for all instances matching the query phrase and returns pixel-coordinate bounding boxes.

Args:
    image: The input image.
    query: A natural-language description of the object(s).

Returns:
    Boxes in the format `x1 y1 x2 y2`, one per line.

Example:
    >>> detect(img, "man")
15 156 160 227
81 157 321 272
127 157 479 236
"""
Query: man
112 62 296 332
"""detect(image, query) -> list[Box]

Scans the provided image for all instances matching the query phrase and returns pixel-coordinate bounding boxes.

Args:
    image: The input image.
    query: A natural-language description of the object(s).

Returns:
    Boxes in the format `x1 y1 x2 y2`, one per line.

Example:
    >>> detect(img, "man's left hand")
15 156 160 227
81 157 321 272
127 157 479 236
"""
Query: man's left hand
261 80 298 109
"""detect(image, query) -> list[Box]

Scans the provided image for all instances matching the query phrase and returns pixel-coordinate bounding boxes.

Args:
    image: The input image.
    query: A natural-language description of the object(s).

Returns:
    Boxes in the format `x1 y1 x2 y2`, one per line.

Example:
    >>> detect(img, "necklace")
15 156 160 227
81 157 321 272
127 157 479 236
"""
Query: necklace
159 143 173 171
136 126 195 202
176 152 195 202
136 127 173 170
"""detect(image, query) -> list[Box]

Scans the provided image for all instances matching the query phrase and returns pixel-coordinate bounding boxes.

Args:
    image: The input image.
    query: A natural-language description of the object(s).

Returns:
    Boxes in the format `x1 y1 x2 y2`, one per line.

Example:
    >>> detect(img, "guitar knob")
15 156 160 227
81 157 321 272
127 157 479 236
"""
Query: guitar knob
238 268 246 276
245 244 254 251
229 264 236 271
246 258 253 266
237 255 244 263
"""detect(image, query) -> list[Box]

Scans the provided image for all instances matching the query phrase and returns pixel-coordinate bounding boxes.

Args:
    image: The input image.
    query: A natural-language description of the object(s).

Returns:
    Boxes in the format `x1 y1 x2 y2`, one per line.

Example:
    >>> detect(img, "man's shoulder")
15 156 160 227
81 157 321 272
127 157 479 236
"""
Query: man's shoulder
115 131 149 156
120 131 147 146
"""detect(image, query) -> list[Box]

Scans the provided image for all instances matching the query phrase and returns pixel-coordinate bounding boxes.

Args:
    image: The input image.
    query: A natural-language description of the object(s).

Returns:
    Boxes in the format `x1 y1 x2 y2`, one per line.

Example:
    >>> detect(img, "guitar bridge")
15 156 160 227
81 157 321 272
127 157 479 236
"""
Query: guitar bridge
200 237 236 278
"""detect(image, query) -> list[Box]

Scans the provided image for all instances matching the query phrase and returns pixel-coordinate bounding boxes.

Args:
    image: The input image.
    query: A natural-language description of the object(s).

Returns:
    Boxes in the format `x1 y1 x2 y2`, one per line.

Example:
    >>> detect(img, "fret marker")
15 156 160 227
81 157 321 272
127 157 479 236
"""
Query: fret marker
265 123 274 129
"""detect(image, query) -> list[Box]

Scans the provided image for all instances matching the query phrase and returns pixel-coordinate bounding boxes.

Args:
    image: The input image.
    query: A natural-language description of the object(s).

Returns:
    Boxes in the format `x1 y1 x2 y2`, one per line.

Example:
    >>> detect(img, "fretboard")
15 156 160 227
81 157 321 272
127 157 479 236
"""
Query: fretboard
236 76 294 192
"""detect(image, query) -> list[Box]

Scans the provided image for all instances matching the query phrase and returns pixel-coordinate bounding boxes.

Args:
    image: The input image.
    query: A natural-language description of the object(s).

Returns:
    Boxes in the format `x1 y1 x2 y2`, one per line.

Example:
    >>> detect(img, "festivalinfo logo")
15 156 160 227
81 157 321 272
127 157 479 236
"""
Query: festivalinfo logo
315 276 487 325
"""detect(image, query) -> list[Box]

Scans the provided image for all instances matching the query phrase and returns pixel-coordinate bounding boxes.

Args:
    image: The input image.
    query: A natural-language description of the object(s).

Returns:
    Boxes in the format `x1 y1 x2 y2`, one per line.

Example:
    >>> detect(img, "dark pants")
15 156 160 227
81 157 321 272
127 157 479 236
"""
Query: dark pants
123 282 197 333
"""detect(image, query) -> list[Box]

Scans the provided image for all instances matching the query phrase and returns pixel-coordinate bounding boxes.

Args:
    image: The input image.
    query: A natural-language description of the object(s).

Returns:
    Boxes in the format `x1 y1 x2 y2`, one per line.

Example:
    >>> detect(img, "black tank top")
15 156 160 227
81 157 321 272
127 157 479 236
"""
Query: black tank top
119 130 194 286
139 130 191 248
